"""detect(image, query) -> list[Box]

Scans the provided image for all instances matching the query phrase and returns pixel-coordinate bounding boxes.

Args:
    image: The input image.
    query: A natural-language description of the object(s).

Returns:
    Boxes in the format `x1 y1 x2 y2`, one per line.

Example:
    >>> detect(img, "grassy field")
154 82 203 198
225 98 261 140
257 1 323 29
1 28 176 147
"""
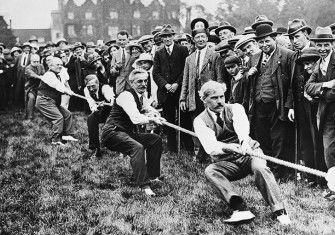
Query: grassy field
0 110 335 235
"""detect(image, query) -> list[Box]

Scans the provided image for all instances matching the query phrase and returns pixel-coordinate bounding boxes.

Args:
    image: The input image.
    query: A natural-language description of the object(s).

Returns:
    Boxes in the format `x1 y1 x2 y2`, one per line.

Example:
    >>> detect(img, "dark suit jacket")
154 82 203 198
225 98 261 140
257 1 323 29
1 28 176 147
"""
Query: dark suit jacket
153 44 189 104
246 46 295 121
305 51 335 130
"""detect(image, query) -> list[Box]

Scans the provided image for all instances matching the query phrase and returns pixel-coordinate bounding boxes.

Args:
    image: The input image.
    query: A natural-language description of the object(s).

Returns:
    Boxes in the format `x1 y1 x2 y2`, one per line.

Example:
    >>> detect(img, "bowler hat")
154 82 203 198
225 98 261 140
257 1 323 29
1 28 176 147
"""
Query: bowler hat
215 22 237 36
285 19 312 36
90 55 102 65
235 34 256 50
296 47 320 64
311 26 335 42
254 24 277 40
251 15 273 30
190 18 209 30
45 41 54 48
160 25 176 37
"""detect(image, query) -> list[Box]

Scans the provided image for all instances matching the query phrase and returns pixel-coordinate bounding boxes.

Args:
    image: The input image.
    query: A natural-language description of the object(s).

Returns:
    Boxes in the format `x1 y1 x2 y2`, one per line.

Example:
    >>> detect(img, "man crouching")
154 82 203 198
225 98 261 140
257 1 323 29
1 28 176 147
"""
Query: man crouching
193 81 291 225
101 69 165 196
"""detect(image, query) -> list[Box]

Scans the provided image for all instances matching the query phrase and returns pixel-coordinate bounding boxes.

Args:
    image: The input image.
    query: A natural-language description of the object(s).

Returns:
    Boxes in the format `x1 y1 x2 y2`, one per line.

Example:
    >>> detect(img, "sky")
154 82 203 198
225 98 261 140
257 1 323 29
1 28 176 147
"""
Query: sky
0 0 219 29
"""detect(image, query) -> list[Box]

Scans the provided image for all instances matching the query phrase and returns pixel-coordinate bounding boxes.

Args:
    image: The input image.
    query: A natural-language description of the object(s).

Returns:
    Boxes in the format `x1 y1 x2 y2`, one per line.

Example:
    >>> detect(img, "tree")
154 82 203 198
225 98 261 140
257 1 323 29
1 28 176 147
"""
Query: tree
0 16 16 47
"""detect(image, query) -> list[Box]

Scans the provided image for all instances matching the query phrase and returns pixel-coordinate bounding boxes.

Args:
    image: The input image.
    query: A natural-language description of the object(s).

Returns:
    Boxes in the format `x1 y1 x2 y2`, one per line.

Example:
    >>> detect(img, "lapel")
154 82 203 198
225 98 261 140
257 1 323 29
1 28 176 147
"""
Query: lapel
205 108 219 135
189 52 197 78
326 52 335 81
270 46 281 75
170 44 176 58
200 47 211 73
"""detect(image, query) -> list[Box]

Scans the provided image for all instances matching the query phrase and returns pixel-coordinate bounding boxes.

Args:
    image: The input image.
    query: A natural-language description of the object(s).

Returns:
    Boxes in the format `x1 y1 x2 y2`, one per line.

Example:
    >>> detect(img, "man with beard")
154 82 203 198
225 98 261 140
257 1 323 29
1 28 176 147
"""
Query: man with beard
101 69 165 196
193 81 291 225
153 25 193 153
305 26 335 184
246 24 295 179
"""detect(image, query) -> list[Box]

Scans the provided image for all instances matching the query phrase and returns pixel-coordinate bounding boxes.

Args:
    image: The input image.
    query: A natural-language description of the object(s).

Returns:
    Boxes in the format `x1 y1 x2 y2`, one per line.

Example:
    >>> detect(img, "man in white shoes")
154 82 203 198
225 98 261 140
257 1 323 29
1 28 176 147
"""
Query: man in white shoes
35 57 78 146
193 81 291 225
101 69 165 196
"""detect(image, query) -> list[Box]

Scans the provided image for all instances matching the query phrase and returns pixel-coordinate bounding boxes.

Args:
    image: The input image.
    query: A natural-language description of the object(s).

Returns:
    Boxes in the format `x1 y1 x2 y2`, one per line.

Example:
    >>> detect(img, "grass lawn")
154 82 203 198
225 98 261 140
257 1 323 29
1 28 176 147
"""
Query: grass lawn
0 110 335 234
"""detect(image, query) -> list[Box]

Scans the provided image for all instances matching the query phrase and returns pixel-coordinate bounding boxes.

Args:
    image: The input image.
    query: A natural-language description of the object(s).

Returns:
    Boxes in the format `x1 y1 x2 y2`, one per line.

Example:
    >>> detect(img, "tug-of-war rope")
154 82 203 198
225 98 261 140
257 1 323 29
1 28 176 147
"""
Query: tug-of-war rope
72 93 335 191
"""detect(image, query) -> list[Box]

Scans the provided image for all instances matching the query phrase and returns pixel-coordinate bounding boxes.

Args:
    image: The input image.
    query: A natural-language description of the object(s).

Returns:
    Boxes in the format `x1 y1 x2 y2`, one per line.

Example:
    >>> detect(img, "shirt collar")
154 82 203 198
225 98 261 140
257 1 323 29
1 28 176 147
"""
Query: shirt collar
322 50 333 63
165 43 174 51
207 107 221 121
197 45 208 53
263 45 276 59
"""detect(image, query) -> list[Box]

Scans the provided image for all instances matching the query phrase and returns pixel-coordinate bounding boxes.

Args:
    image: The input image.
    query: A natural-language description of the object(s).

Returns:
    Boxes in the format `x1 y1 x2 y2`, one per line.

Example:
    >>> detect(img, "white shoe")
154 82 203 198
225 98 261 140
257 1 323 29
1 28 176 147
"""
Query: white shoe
223 210 255 223
143 187 156 197
276 214 291 225
62 135 78 142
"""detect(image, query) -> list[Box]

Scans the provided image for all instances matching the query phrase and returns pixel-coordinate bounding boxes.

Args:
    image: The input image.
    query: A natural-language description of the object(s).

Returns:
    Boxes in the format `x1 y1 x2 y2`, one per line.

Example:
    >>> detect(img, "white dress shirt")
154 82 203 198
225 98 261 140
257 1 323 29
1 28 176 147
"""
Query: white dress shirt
320 50 333 76
195 45 208 73
40 71 72 94
116 90 159 125
84 84 115 112
193 104 250 155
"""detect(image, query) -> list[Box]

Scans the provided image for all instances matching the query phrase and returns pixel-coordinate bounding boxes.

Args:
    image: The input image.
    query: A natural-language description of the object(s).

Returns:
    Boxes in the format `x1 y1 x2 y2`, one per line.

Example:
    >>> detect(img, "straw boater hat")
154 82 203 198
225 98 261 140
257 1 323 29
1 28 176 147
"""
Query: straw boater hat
296 47 320 64
310 26 335 42
254 24 277 40
235 34 256 50
215 22 237 36
190 18 209 30
285 19 312 36
251 15 273 30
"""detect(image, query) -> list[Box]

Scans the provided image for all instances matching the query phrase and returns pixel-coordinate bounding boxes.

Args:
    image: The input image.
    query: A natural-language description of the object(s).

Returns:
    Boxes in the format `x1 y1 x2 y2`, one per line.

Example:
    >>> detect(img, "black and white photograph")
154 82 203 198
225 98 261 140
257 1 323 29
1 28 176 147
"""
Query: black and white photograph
0 0 335 234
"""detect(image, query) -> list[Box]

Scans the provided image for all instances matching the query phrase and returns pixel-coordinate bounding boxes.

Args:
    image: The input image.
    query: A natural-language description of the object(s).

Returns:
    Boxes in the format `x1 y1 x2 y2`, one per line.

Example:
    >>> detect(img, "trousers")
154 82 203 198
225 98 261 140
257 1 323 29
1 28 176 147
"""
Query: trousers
205 153 284 212
323 112 335 168
35 95 74 140
102 128 162 187
87 106 111 149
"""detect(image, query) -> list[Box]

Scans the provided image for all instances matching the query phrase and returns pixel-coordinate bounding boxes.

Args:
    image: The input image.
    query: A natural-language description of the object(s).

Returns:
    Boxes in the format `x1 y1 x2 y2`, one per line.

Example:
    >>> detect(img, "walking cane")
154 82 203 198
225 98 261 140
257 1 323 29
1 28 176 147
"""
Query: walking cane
294 120 299 186
177 104 181 154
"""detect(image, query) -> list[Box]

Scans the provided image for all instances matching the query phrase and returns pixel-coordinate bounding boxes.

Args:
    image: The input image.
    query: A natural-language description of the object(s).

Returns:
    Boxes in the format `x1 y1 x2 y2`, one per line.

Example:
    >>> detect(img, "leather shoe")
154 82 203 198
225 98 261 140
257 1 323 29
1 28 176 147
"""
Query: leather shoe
223 210 255 223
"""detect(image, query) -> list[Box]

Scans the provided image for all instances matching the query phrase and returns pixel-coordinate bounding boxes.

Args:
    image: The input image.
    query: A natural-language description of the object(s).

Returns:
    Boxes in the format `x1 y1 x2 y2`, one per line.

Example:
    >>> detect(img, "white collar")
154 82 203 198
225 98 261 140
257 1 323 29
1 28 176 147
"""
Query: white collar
233 71 243 81
197 45 208 53
165 43 174 51
207 107 222 121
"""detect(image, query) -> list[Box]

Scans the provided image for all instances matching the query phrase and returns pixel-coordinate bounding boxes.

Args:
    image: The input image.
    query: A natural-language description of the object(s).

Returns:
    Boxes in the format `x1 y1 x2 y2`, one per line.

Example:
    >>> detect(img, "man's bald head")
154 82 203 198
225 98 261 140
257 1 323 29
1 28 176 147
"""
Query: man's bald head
49 57 63 74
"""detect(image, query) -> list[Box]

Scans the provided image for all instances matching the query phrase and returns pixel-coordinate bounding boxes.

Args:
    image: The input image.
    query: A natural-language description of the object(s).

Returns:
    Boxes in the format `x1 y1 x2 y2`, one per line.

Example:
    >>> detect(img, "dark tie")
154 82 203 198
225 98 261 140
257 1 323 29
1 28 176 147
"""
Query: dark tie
147 72 152 98
196 50 201 79
166 47 171 55
91 92 98 101
216 112 224 127
139 95 144 107
23 56 27 66
121 49 126 66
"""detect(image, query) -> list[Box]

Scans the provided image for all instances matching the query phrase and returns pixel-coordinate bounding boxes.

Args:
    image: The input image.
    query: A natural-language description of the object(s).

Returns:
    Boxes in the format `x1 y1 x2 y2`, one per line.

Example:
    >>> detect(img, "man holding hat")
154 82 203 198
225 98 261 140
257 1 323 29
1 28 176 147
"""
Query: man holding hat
247 24 295 179
305 26 335 172
153 25 193 153
84 74 114 158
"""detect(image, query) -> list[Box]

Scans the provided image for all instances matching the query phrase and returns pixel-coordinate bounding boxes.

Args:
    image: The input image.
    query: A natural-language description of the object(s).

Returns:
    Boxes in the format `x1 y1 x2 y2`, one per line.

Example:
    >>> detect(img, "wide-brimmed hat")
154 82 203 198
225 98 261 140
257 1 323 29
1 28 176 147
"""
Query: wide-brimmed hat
228 35 242 48
73 42 85 50
134 53 153 67
56 38 68 46
126 42 143 52
215 22 236 35
251 15 273 30
215 40 233 53
28 35 38 43
235 34 256 50
254 24 277 40
21 42 32 49
138 35 153 45
190 18 209 30
151 25 163 35
285 19 312 36
86 41 96 48
242 26 255 35
160 25 176 37
311 26 335 42
296 47 320 64
10 46 22 54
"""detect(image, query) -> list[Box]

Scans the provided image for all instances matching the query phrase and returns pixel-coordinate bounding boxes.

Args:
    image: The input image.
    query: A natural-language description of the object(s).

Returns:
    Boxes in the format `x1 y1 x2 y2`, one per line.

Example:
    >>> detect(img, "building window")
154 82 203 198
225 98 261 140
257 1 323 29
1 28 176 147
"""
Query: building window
87 25 93 35
152 11 159 20
85 12 93 20
171 11 177 19
134 10 141 19
108 26 119 38
110 10 118 19
67 25 76 37
67 12 74 20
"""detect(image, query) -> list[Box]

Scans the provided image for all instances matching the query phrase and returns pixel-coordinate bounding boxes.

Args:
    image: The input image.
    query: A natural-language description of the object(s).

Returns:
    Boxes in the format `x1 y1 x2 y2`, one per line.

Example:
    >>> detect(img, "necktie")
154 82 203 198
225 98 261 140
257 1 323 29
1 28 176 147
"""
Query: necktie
23 55 27 66
216 112 224 127
166 47 171 55
262 53 269 66
121 49 126 66
147 72 152 98
91 92 98 101
196 50 201 78
320 59 327 76
139 95 144 107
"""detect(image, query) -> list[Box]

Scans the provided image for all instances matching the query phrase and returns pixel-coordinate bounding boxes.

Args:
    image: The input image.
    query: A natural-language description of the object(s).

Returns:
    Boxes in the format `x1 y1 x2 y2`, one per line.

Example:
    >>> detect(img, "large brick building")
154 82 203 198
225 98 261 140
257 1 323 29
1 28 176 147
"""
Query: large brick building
53 0 181 43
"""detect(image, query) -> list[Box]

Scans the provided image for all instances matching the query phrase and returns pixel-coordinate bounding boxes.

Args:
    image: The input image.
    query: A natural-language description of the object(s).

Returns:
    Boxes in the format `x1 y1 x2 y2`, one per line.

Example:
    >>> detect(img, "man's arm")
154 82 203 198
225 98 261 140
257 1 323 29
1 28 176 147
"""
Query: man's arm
152 51 168 89
231 104 250 144
25 66 42 80
305 67 324 97
101 84 115 103
180 56 190 102
40 72 73 95
84 87 98 112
